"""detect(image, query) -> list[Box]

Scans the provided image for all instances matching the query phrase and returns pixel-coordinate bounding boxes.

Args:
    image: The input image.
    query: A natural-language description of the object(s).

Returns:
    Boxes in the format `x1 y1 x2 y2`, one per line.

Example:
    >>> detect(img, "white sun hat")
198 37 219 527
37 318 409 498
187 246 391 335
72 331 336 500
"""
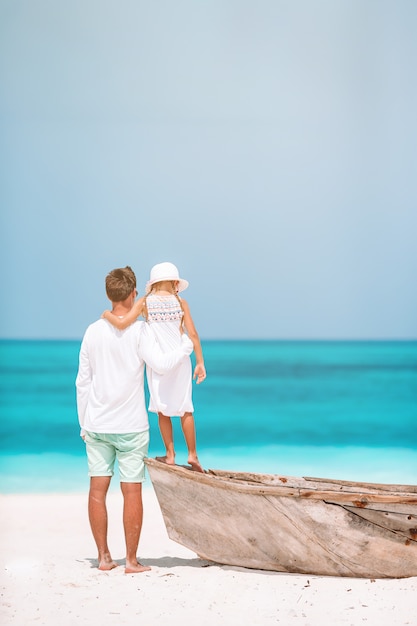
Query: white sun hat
145 262 189 293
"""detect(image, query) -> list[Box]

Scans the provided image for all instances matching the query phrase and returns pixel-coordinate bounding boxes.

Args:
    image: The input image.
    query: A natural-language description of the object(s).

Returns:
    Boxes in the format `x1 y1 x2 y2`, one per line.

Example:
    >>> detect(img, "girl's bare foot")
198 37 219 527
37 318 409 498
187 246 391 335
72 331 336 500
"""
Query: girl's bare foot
188 457 204 473
125 561 151 574
155 455 175 465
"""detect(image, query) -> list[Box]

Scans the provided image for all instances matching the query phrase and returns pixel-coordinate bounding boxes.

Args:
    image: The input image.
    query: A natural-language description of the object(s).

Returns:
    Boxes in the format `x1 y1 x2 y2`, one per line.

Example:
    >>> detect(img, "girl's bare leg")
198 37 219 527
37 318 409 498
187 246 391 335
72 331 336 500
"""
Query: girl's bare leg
157 413 175 464
181 412 204 472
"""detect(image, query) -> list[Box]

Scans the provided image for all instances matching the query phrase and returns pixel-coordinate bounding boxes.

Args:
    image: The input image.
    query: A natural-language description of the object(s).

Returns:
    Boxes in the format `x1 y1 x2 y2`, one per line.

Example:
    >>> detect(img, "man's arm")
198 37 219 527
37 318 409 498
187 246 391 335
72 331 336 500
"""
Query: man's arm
138 324 193 374
75 335 92 436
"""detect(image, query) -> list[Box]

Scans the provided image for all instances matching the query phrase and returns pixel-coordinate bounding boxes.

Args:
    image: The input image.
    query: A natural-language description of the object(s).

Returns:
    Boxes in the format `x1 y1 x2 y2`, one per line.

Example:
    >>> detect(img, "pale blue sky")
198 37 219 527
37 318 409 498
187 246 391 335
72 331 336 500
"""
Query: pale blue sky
1 0 416 339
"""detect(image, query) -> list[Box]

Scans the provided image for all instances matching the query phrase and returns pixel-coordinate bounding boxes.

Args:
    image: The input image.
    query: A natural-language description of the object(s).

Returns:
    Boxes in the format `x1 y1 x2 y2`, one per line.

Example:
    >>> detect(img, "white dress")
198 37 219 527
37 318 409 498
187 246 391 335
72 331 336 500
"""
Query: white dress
145 294 194 417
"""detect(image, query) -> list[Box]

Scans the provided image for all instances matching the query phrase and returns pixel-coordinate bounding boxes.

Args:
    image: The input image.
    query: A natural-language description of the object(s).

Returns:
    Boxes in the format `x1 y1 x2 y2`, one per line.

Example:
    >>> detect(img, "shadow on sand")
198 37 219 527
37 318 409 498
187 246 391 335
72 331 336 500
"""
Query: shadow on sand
85 555 212 570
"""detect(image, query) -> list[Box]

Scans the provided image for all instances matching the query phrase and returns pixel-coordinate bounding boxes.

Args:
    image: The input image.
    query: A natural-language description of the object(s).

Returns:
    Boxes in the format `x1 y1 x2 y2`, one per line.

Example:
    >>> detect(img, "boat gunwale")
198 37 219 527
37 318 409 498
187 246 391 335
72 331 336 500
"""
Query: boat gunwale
144 458 417 504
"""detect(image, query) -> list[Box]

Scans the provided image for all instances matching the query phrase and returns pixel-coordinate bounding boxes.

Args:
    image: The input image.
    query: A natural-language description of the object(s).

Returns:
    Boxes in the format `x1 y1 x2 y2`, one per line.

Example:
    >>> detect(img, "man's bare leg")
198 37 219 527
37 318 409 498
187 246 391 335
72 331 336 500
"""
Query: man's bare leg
181 412 204 472
157 413 175 464
121 481 151 574
88 476 118 570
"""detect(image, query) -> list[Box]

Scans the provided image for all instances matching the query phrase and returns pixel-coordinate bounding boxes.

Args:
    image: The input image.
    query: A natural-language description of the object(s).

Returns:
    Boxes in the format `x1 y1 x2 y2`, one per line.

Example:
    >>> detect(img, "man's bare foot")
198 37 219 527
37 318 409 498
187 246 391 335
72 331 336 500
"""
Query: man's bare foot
98 556 118 571
188 458 204 473
125 561 152 574
155 455 175 466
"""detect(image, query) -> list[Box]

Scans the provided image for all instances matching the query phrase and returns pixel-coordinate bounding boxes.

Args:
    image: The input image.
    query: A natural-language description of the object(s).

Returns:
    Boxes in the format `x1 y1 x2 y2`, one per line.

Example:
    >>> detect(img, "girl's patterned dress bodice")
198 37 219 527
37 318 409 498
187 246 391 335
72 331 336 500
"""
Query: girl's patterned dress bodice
146 294 183 325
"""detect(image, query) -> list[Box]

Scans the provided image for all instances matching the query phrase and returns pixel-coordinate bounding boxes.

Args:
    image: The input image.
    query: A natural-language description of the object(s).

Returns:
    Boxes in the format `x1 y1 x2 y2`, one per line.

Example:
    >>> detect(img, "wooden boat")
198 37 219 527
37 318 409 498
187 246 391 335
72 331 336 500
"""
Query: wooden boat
144 457 417 578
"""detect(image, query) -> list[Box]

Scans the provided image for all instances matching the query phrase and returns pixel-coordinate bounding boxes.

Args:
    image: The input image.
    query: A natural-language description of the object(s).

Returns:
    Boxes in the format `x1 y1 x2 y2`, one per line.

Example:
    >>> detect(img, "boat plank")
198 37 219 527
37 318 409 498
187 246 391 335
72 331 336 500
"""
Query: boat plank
188 469 417 504
340 506 417 539
208 469 417 494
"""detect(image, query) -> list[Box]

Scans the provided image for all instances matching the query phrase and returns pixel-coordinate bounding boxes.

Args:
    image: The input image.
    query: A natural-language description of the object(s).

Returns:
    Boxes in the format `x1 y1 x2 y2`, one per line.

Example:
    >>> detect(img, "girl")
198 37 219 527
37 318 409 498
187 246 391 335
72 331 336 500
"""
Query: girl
102 262 206 472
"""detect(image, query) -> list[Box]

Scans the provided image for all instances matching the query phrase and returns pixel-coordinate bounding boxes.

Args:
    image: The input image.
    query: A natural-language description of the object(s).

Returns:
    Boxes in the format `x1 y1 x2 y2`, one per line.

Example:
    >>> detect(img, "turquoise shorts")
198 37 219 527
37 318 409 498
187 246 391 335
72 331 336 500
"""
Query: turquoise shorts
84 430 150 483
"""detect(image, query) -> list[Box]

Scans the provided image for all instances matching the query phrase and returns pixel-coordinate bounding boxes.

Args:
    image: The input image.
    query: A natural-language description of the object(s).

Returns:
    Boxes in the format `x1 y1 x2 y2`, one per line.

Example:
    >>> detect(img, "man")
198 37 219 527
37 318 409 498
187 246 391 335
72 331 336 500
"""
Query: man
76 266 192 573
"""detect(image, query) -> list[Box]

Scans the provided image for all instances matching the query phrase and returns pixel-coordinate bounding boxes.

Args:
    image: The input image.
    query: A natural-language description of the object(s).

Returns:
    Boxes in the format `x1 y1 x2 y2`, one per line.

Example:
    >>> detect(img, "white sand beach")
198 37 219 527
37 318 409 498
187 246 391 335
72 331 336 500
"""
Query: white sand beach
1 487 416 626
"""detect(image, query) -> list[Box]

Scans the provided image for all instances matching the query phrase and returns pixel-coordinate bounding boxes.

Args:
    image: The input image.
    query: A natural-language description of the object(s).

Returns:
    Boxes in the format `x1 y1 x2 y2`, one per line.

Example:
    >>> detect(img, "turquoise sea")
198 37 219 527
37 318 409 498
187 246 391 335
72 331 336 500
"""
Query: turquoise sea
0 340 416 493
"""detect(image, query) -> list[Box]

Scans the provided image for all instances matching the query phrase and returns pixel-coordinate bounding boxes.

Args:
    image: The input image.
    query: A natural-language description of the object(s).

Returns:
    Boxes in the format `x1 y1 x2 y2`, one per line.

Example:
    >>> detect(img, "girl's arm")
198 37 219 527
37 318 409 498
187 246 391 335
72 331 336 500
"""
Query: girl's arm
102 297 145 330
181 298 206 384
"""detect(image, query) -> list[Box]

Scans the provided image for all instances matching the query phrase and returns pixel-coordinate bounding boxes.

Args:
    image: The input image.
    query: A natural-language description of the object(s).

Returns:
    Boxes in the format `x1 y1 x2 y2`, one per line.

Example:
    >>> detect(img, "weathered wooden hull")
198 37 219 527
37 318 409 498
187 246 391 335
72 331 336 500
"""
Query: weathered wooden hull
145 458 417 578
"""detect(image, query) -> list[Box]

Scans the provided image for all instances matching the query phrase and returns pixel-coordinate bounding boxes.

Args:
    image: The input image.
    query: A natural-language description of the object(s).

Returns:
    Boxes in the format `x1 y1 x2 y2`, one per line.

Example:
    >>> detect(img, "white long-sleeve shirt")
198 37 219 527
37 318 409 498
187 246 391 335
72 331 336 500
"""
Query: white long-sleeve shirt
75 319 193 434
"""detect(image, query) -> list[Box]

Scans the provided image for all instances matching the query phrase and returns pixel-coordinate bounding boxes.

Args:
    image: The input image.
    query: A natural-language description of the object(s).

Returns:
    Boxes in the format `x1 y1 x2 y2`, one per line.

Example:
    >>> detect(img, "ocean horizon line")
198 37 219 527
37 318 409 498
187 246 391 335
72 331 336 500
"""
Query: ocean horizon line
1 337 416 343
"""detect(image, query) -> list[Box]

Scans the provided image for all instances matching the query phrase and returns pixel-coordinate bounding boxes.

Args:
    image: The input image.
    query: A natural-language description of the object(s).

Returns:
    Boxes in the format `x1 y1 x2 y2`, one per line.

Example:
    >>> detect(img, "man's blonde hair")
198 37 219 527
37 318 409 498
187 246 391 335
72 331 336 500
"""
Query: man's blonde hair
105 266 136 302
